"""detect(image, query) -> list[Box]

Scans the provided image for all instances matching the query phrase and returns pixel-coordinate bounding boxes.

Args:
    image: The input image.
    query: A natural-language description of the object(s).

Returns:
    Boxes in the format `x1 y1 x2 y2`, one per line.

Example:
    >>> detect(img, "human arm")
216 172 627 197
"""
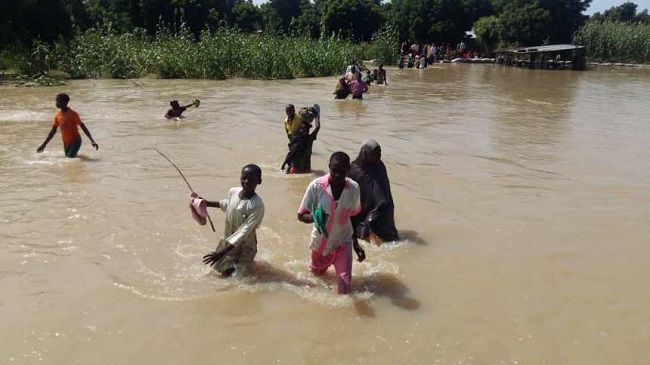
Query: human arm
79 123 99 150
204 200 221 208
310 115 321 138
352 224 365 262
350 181 364 261
37 126 58 153
297 182 315 224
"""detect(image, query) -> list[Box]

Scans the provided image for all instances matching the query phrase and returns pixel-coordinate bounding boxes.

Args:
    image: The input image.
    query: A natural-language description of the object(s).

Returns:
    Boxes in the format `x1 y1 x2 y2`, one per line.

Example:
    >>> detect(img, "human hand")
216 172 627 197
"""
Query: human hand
91 141 99 150
36 145 45 153
202 249 226 266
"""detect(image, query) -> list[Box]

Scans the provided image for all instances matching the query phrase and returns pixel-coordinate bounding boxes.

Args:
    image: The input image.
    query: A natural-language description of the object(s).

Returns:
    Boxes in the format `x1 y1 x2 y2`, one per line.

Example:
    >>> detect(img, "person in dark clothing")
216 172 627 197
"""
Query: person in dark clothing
281 111 321 174
334 77 350 99
348 140 399 243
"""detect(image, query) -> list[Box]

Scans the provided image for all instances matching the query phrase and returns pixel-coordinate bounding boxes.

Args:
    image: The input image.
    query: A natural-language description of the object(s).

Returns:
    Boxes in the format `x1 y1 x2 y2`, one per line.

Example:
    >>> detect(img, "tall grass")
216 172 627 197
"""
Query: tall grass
573 22 650 64
29 25 367 79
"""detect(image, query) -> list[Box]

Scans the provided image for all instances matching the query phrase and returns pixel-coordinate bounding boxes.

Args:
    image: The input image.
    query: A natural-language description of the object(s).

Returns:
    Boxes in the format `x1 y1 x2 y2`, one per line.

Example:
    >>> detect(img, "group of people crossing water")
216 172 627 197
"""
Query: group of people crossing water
34 88 399 295
333 61 388 100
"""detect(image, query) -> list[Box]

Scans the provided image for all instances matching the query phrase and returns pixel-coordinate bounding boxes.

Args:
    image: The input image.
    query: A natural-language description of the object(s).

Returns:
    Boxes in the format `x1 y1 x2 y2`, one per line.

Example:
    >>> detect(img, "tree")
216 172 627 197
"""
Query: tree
590 2 650 23
232 1 262 32
473 15 500 50
391 0 485 43
496 1 550 46
289 0 323 38
321 0 384 42
0 0 75 45
260 0 307 34
537 0 591 43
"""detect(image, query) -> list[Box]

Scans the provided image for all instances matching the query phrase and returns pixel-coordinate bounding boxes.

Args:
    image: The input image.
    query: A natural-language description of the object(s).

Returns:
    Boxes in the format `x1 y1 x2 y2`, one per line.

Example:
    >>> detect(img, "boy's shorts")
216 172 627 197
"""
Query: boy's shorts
64 140 82 158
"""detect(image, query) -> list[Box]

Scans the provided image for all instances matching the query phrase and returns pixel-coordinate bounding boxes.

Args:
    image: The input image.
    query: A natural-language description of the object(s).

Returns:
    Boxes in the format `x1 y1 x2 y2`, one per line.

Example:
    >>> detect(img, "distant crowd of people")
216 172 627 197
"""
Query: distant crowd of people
398 41 488 69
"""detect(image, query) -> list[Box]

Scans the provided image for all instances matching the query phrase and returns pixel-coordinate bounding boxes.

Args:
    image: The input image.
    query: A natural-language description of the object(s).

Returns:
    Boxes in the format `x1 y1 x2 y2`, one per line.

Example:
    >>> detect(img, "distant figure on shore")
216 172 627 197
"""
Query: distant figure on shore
165 99 199 119
348 140 399 244
36 93 99 158
297 151 366 294
200 164 265 278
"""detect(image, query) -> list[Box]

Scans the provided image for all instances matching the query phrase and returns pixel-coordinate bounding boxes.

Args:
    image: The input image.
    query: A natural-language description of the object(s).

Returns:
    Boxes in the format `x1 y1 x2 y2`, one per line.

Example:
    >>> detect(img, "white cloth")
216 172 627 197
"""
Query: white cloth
212 187 264 273
298 175 361 255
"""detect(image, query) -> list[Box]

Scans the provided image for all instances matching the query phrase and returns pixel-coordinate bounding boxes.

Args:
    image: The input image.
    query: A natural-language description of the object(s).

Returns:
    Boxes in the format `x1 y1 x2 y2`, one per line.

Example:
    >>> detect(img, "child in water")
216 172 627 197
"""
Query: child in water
297 152 366 294
165 99 199 119
36 93 99 158
201 164 265 277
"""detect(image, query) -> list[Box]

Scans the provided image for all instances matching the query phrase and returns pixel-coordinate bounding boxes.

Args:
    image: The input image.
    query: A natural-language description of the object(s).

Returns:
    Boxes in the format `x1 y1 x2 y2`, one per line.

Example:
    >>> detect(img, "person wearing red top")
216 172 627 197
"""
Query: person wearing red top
37 93 99 158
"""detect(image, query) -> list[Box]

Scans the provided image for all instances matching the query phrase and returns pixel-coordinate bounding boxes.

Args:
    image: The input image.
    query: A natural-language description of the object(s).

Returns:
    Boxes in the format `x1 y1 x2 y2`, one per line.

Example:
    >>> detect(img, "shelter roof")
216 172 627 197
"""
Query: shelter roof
508 44 585 53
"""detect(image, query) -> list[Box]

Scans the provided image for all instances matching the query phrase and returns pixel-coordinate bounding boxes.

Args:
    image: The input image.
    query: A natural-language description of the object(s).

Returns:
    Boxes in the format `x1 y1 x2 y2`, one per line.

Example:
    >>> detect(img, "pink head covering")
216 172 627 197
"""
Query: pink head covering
189 192 207 226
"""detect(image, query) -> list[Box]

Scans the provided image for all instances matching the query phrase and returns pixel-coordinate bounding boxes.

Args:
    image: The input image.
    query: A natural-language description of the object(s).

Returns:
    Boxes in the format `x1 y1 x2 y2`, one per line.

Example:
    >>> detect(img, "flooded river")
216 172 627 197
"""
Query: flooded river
1 64 649 364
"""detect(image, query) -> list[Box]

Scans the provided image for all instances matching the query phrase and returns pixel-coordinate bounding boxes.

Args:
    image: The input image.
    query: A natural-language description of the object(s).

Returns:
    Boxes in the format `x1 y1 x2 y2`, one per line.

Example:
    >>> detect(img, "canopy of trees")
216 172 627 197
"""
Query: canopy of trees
589 1 650 23
1 0 647 51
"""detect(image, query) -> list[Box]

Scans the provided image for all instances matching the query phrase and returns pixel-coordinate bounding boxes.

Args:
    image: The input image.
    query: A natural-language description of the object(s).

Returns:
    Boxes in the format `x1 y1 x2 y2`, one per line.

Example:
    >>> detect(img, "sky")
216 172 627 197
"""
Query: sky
586 0 650 14
250 0 650 14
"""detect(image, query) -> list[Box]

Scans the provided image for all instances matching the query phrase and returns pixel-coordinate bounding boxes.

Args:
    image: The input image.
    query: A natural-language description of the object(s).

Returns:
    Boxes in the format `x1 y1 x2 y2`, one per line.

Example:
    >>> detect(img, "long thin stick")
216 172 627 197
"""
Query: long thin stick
154 148 216 232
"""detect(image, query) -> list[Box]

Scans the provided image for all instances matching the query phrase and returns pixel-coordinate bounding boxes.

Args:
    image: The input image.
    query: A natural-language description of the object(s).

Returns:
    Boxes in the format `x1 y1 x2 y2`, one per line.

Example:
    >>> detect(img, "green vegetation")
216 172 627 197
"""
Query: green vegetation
573 22 650 64
2 0 650 80
26 26 360 80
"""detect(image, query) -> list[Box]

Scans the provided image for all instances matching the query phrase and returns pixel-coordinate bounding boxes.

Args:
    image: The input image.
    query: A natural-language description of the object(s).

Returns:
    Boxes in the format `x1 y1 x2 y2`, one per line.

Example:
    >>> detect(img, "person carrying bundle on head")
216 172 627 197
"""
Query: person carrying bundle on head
281 105 321 174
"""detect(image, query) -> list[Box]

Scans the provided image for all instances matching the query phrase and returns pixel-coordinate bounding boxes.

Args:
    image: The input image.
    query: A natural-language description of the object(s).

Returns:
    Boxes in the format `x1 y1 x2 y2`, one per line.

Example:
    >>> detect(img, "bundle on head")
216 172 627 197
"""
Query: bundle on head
298 106 317 124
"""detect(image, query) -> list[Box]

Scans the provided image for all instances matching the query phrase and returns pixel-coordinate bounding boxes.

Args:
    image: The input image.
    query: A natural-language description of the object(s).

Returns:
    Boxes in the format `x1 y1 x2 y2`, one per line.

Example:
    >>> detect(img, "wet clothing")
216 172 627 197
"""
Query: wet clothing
334 81 350 99
211 187 265 275
298 175 361 256
284 130 316 173
53 109 82 147
310 240 352 294
284 114 302 141
165 106 186 119
64 140 82 158
348 144 398 242
349 79 367 99
299 174 360 294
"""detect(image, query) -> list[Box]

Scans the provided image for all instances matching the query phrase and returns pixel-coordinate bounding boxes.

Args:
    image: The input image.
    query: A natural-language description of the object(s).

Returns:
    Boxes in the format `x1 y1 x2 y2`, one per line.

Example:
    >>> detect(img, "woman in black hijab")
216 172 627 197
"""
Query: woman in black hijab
348 140 399 243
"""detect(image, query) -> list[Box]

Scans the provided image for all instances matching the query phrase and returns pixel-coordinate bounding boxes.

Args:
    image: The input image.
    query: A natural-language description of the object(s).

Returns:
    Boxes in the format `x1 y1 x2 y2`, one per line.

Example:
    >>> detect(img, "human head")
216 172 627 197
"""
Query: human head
55 93 70 109
285 104 295 118
240 164 262 195
357 139 381 164
379 64 384 69
328 151 350 184
170 100 180 109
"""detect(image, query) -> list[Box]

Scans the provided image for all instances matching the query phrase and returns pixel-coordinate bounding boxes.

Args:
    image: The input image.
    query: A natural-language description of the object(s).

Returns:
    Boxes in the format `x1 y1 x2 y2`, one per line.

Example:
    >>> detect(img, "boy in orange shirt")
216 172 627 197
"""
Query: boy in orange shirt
37 93 99 158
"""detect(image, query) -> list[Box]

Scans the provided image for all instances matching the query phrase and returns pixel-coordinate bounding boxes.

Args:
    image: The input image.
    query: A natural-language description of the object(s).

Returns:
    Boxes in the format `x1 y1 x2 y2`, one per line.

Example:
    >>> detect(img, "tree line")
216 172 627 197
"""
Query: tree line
1 0 648 69
0 0 606 46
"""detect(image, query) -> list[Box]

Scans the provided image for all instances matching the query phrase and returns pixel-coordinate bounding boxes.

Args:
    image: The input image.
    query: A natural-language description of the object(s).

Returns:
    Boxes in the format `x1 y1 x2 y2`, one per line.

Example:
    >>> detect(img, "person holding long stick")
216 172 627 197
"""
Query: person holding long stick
201 164 265 277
